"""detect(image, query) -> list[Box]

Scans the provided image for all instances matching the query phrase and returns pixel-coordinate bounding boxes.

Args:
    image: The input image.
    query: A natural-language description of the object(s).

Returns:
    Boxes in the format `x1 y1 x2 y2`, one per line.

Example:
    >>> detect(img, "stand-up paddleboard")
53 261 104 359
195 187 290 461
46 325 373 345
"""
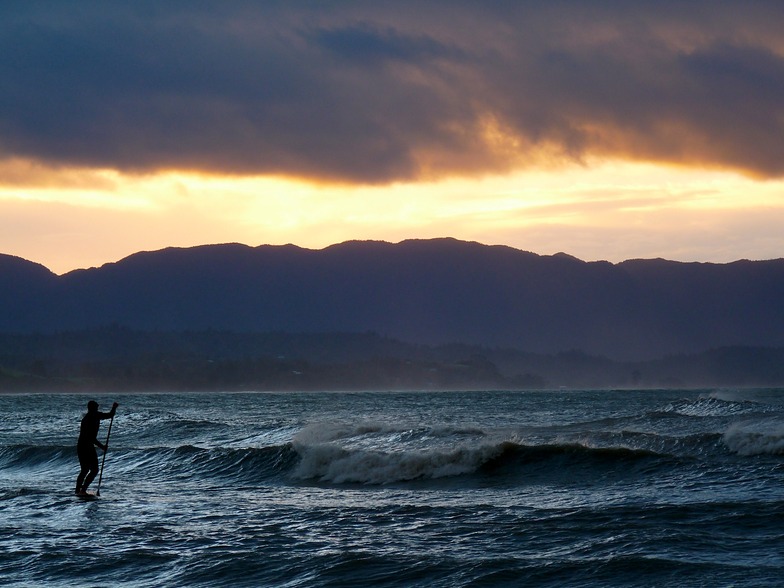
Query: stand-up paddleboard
76 492 98 501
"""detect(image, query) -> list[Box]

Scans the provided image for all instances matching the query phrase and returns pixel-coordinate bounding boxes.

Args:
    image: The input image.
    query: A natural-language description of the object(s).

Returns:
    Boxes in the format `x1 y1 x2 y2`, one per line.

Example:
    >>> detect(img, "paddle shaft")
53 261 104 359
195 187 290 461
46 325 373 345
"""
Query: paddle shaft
95 415 114 496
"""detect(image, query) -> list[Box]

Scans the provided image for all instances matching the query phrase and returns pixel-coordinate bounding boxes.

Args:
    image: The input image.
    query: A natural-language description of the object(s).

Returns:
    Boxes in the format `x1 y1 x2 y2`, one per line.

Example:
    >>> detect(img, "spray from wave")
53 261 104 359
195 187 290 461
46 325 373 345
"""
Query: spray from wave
290 422 504 483
723 418 784 455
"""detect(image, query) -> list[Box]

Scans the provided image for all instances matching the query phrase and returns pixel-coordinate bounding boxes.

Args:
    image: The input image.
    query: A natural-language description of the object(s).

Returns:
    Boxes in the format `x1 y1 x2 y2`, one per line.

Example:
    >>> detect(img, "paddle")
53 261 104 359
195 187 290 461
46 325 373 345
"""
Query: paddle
95 414 115 497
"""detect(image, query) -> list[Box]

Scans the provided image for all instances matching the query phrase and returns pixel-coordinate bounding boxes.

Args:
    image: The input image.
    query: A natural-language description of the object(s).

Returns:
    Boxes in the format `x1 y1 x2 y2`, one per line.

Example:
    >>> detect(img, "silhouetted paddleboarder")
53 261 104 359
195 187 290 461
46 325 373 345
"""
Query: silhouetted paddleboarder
75 400 118 496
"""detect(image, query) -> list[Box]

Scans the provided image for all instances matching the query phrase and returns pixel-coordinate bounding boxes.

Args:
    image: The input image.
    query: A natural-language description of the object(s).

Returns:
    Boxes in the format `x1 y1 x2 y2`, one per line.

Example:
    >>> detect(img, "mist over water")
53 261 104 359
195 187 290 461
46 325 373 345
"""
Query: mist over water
2 389 783 587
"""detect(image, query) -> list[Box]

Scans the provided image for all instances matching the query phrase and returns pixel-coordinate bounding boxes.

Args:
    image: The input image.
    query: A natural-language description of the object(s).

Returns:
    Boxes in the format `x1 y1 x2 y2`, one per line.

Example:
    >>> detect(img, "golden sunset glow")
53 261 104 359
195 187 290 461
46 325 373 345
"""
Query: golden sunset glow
2 157 783 274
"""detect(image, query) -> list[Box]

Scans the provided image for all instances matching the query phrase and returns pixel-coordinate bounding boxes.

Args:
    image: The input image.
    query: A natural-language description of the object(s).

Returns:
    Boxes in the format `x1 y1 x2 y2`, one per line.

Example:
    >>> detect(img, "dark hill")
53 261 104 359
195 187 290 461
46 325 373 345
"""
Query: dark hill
3 239 784 360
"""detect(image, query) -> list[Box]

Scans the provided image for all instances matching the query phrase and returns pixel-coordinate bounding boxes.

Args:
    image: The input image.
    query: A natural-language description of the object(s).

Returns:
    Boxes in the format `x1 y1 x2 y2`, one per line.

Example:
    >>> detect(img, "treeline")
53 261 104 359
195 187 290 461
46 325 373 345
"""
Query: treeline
0 328 543 391
0 356 541 393
1 327 783 391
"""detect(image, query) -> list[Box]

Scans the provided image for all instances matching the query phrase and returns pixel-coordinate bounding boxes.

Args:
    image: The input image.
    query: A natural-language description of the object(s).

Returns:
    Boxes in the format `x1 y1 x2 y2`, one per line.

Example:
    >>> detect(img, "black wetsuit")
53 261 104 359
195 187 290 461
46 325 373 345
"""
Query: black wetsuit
75 408 114 493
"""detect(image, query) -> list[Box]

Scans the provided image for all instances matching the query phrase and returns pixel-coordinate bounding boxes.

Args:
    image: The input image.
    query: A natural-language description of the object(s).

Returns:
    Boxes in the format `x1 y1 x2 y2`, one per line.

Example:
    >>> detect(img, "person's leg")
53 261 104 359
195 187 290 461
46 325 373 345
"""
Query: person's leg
81 451 100 492
75 466 88 493
76 447 90 493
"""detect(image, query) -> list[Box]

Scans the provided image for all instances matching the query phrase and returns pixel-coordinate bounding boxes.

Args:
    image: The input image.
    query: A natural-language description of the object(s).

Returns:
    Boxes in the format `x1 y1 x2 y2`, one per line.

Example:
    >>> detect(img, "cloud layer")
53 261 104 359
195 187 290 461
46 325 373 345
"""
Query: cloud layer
2 1 783 183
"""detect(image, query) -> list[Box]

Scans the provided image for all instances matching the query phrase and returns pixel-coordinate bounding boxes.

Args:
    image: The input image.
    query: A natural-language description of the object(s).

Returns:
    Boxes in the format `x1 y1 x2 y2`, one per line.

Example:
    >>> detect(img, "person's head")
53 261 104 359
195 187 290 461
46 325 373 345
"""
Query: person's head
87 400 98 413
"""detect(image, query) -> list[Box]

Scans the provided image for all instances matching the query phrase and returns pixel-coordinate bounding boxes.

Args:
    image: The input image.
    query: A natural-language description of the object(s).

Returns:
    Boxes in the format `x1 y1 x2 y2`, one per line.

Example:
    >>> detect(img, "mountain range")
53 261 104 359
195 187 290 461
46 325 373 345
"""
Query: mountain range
3 238 784 360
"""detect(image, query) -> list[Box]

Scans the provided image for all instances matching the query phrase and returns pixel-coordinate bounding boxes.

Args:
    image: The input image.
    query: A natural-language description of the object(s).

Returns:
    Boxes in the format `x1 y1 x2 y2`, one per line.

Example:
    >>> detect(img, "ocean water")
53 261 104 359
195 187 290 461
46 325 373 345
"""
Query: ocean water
1 388 783 587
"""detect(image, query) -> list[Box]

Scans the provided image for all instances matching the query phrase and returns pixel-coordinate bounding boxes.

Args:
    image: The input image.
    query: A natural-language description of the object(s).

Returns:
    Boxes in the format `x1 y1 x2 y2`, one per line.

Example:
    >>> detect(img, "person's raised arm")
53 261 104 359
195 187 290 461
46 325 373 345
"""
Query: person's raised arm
99 402 119 420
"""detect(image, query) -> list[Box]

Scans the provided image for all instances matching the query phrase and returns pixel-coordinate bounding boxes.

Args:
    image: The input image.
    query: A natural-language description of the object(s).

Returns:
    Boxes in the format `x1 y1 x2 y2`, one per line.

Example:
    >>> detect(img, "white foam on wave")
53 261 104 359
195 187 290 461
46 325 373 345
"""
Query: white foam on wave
291 422 503 484
664 396 755 417
723 419 784 455
292 421 393 445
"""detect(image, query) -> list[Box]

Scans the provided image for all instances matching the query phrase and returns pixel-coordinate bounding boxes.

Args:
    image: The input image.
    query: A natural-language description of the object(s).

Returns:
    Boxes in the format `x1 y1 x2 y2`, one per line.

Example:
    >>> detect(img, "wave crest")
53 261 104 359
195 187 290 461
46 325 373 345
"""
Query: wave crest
292 441 505 484
723 419 784 455
290 421 676 485
662 396 761 418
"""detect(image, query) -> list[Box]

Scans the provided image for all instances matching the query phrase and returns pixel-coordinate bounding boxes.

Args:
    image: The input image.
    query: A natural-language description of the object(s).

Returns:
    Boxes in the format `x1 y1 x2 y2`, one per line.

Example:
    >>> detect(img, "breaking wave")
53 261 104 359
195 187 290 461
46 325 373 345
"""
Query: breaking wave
289 422 687 485
723 418 784 456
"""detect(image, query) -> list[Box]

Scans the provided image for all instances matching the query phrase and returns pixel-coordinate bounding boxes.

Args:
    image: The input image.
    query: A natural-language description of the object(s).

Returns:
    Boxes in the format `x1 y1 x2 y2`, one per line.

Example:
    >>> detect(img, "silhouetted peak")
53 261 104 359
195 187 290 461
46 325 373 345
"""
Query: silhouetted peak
0 253 56 279
550 252 585 264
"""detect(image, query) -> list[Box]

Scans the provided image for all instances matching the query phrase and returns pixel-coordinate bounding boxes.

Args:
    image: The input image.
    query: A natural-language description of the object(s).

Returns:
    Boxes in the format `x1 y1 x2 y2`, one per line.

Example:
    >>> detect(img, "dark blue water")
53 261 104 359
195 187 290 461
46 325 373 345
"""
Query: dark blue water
2 389 783 586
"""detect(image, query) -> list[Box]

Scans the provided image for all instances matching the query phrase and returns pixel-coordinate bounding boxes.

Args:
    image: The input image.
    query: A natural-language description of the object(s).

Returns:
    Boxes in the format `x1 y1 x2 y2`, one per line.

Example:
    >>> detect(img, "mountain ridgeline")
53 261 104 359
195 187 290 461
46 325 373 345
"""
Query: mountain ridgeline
3 238 784 360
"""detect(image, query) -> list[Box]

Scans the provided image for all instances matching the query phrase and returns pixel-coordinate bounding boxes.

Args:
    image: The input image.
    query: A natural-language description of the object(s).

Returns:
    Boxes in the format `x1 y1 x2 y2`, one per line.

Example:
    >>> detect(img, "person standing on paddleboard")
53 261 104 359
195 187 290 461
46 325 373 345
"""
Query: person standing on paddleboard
75 400 118 496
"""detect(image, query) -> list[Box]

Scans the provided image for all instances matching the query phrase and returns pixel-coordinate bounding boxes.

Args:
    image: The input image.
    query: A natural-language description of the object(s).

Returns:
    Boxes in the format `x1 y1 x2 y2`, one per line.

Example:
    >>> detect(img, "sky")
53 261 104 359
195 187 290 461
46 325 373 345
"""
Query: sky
1 1 783 274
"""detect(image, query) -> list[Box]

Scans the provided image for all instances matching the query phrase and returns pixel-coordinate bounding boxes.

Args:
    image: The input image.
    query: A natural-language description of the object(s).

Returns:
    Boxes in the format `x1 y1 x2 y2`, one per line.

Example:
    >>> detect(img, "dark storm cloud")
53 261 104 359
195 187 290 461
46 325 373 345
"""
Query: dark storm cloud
311 23 467 65
1 1 783 182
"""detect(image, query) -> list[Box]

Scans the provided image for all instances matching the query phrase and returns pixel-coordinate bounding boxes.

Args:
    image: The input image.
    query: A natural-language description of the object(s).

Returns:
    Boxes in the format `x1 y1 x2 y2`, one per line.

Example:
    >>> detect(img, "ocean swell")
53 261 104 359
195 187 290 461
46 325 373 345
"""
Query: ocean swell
0 444 73 470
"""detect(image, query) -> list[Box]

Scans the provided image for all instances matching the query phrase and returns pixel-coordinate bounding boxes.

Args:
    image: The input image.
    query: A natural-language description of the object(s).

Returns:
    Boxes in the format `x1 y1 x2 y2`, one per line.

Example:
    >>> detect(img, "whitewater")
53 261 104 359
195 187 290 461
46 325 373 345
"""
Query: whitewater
2 389 783 587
